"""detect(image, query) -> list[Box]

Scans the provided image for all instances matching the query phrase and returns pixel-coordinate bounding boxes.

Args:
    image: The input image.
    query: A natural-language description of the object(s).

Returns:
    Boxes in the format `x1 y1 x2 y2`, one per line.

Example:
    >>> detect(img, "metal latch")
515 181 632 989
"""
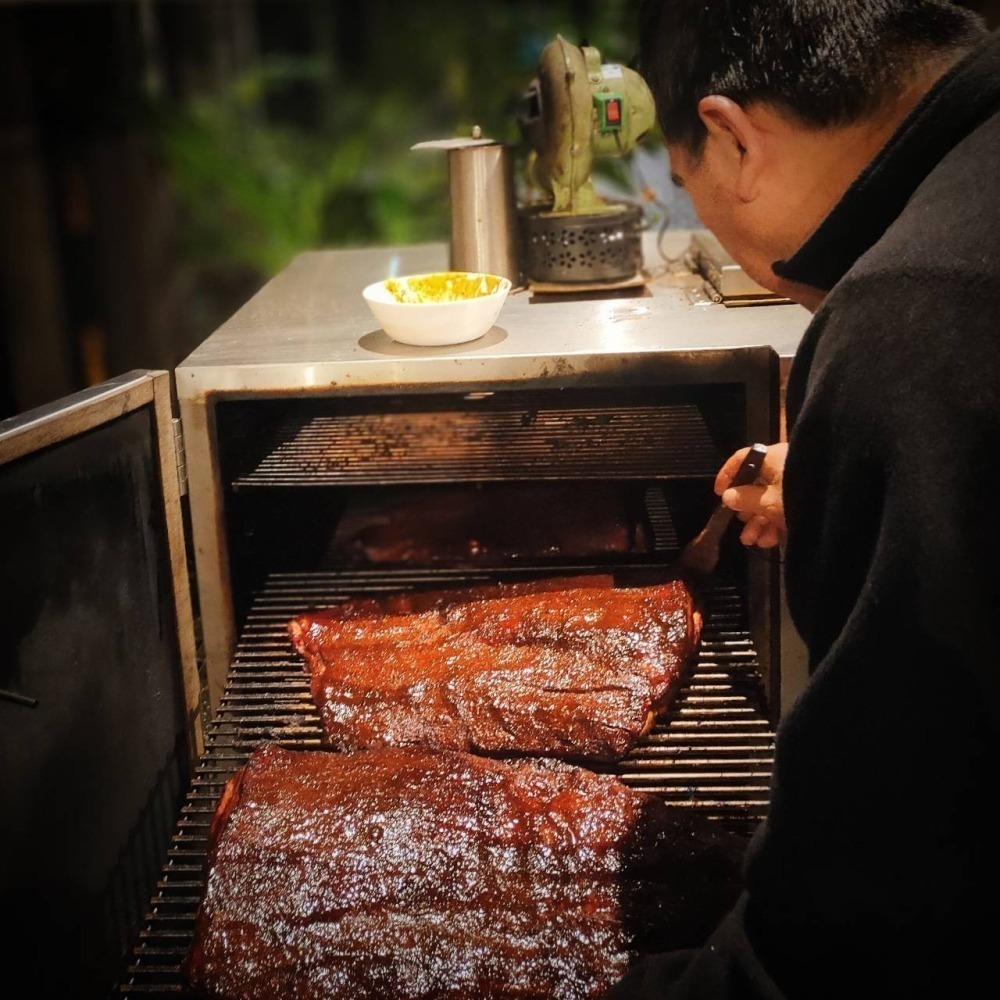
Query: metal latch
0 687 38 708
172 417 188 496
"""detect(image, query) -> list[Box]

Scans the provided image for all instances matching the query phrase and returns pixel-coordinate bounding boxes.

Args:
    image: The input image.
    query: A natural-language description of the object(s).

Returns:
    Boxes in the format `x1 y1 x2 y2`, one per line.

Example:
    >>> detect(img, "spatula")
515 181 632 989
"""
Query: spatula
678 442 769 583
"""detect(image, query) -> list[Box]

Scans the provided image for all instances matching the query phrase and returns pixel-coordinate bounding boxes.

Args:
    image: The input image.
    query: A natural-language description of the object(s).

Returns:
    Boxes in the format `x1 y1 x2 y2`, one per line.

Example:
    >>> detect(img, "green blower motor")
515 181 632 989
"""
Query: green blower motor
518 34 656 285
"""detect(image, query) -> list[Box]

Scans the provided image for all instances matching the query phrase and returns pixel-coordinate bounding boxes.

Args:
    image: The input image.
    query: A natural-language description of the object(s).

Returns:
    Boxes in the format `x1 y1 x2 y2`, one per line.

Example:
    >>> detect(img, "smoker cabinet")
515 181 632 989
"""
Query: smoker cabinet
0 234 811 998
176 237 808 713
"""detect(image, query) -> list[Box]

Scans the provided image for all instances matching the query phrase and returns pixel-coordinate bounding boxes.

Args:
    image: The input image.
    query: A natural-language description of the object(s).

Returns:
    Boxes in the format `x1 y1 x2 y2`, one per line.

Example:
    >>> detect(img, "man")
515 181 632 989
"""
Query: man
605 2 1000 998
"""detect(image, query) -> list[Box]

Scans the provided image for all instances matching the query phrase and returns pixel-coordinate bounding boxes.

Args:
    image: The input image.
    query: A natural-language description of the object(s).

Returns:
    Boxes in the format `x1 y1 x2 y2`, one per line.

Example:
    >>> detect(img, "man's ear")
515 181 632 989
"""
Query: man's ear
697 95 765 202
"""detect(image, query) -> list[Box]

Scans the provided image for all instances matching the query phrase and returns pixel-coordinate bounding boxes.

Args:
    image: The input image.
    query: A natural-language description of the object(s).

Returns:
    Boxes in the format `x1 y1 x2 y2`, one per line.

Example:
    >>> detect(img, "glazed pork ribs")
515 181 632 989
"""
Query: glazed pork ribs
183 743 744 1000
328 482 652 566
289 577 702 762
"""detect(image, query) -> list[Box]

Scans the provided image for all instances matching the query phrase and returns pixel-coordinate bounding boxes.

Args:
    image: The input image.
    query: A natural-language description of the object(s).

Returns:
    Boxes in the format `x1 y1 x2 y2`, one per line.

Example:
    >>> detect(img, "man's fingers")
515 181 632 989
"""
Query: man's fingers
756 523 782 549
715 443 787 551
714 447 752 495
723 483 783 517
739 515 766 547
739 515 782 549
722 484 765 514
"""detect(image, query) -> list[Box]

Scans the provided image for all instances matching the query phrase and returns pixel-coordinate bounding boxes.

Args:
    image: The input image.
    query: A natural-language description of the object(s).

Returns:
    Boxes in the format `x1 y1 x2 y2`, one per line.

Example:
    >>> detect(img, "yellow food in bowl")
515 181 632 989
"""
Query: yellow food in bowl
362 270 511 346
384 272 505 304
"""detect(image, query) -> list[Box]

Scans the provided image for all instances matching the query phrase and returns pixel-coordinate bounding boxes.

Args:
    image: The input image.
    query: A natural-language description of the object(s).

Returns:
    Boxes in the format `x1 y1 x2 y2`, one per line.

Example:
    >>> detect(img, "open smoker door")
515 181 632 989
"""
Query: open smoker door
0 370 203 998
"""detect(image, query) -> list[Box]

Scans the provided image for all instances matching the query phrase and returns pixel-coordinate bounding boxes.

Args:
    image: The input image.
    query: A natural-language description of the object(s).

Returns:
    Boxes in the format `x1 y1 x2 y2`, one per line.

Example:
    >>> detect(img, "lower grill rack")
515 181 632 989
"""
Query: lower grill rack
118 569 774 996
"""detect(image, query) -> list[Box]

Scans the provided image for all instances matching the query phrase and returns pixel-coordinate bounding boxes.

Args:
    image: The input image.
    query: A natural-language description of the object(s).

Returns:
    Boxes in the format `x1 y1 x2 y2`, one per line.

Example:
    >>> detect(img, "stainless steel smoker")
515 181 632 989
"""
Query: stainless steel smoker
0 231 810 997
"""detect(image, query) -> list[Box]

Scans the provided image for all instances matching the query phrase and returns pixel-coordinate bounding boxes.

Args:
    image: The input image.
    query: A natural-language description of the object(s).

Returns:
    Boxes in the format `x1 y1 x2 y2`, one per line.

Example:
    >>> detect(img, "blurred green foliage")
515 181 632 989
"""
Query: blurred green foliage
161 65 454 275
157 0 649 279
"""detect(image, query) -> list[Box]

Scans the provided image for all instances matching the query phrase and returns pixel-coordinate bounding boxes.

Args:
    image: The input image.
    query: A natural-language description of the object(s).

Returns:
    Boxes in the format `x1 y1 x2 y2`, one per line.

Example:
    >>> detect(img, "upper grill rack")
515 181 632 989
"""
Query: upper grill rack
232 403 721 488
118 568 774 997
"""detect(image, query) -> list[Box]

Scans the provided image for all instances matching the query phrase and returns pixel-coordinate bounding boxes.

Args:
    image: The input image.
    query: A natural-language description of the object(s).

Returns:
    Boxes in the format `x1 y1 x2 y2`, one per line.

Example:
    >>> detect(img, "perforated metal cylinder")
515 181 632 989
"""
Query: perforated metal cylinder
519 203 644 284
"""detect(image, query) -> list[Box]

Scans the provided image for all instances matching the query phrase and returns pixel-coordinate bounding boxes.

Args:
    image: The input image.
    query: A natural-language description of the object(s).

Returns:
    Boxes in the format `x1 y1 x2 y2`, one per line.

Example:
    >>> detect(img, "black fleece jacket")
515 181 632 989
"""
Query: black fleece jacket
606 29 1000 1000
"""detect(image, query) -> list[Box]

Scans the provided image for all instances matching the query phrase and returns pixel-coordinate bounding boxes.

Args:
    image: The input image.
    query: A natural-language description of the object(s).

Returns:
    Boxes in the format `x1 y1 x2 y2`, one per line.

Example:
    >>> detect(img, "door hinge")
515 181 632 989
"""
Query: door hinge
172 417 188 496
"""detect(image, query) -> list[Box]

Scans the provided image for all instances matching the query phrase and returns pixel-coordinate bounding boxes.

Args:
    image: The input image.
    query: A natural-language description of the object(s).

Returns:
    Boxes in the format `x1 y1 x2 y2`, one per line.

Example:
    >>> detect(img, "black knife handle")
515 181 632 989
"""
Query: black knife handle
729 442 769 489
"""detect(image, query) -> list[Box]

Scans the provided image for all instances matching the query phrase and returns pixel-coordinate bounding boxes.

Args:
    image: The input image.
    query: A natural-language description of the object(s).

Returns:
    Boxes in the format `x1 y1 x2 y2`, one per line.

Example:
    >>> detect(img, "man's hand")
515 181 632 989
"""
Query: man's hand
715 442 788 549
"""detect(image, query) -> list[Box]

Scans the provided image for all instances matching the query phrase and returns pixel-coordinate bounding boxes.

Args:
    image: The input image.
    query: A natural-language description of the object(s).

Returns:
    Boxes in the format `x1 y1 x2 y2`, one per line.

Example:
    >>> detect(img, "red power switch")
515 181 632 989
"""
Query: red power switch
595 93 624 133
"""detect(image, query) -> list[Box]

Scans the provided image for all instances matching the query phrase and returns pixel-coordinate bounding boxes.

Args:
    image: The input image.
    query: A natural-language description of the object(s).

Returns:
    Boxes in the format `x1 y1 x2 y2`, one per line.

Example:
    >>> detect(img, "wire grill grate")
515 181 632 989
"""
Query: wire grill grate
233 404 721 488
118 569 774 996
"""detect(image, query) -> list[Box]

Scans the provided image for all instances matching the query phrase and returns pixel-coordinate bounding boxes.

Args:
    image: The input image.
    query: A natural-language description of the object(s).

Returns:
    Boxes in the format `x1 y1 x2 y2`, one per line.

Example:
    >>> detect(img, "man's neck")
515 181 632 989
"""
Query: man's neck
818 53 964 189
762 49 969 297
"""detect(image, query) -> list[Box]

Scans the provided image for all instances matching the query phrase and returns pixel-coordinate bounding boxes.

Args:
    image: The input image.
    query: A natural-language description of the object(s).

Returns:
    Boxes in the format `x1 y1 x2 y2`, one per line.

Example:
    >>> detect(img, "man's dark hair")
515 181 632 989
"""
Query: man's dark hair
639 0 987 154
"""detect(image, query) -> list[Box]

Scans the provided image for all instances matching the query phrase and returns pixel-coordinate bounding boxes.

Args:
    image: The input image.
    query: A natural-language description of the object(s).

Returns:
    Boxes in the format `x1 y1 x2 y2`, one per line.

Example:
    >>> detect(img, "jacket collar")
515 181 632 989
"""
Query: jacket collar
773 31 1000 292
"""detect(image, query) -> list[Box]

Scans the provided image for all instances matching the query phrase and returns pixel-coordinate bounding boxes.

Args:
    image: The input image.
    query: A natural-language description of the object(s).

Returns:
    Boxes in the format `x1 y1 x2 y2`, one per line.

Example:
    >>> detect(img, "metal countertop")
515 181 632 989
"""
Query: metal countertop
175 233 811 399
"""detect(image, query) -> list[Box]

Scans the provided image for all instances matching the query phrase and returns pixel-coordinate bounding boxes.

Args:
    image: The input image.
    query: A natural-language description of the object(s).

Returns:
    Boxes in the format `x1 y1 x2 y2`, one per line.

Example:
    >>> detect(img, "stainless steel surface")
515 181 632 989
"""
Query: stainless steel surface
0 369 161 464
448 142 520 284
173 233 810 398
119 568 773 998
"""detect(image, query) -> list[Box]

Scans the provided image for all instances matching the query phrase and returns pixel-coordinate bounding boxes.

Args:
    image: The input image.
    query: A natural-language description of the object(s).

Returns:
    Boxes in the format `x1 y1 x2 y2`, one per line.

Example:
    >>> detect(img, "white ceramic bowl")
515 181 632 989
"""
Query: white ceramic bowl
362 271 511 346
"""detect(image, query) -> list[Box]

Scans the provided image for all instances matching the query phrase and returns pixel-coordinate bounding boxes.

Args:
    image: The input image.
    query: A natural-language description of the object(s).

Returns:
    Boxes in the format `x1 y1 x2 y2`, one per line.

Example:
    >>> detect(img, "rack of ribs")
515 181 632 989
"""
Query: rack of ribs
327 482 652 566
183 743 744 1000
288 576 701 762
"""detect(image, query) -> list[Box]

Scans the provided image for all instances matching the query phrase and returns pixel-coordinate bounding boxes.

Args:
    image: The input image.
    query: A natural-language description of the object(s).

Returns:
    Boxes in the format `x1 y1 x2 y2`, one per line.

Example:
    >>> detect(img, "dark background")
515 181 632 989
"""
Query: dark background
1 0 997 420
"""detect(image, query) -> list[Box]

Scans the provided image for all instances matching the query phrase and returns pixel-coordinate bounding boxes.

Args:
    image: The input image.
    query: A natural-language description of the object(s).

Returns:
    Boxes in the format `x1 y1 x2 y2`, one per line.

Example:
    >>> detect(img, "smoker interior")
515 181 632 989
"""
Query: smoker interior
118 383 777 996
217 385 750 619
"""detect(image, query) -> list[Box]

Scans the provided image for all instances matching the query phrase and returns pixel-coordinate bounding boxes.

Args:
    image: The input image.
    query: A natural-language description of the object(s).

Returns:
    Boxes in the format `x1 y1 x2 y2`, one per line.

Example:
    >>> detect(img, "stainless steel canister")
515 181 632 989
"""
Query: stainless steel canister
446 141 520 284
